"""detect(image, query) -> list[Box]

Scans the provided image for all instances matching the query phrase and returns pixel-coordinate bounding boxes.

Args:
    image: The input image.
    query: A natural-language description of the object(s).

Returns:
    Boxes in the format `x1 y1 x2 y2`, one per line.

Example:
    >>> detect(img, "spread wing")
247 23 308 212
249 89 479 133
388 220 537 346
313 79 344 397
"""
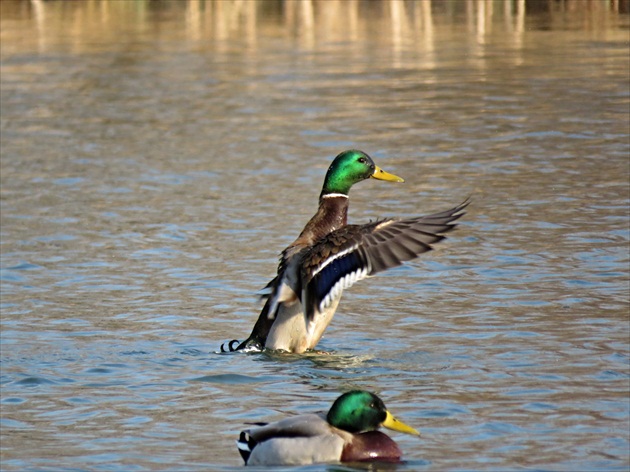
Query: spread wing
300 199 469 324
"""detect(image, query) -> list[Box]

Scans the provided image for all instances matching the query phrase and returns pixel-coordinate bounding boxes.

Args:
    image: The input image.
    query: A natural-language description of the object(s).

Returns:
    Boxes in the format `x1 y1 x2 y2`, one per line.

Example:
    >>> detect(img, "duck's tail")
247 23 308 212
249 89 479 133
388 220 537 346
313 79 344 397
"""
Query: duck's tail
220 338 263 352
236 431 257 464
220 298 274 352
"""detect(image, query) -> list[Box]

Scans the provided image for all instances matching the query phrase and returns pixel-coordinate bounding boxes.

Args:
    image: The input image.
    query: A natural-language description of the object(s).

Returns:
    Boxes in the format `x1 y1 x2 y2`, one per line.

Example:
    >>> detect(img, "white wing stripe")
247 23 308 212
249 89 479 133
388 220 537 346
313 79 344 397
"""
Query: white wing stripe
311 244 359 277
319 267 368 311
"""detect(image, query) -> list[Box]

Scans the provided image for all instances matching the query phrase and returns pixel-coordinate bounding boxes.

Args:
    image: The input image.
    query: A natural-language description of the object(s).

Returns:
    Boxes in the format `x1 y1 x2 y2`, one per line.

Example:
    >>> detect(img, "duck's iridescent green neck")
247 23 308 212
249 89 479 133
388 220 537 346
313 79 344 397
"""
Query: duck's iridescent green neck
327 391 385 433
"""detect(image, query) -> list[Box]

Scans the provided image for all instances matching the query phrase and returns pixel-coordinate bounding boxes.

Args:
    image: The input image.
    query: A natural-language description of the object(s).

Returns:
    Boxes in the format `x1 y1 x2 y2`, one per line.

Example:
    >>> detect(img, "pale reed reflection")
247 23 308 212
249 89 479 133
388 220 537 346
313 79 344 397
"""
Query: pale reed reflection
19 0 627 59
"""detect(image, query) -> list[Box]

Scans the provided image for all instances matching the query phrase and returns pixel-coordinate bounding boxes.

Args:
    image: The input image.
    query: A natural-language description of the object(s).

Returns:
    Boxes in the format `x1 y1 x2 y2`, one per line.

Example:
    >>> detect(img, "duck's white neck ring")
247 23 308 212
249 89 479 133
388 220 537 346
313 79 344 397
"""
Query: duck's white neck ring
321 193 349 199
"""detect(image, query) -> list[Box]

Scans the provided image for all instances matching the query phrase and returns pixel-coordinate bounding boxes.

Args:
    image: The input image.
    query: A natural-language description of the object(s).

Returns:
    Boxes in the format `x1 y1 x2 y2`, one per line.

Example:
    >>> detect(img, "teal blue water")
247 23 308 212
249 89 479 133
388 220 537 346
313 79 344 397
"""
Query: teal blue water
1 2 628 471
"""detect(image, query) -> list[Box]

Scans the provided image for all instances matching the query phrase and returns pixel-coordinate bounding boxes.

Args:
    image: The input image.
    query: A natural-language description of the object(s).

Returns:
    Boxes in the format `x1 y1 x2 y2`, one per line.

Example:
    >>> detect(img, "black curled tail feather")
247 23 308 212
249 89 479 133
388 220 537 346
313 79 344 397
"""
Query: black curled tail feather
220 339 241 352
220 337 264 352
220 298 275 352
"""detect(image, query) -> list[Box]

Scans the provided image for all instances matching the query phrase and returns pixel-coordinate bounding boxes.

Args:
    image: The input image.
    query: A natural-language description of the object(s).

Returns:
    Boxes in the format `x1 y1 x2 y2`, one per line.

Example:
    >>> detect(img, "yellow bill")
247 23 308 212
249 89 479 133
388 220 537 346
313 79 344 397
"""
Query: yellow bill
382 410 420 435
371 165 404 183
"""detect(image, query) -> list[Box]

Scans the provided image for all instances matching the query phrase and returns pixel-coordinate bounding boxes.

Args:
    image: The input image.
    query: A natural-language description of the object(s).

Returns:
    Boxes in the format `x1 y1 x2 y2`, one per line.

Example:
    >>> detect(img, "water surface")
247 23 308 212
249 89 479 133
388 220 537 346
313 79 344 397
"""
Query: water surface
1 1 629 471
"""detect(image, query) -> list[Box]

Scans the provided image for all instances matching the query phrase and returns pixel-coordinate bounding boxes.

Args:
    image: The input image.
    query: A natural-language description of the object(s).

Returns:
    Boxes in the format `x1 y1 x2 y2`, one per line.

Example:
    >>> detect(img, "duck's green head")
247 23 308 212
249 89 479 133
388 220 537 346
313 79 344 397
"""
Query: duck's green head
327 390 419 435
321 150 404 197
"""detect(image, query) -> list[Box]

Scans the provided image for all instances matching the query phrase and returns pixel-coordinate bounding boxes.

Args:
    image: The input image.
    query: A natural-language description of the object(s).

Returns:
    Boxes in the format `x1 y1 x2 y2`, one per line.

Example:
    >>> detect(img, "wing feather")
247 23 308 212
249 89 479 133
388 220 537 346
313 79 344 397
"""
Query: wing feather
300 199 469 324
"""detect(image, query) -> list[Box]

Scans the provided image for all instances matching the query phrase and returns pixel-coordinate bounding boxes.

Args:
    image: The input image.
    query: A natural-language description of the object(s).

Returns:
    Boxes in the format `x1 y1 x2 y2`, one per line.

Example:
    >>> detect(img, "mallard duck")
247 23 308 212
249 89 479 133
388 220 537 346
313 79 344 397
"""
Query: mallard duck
237 390 419 466
222 150 468 353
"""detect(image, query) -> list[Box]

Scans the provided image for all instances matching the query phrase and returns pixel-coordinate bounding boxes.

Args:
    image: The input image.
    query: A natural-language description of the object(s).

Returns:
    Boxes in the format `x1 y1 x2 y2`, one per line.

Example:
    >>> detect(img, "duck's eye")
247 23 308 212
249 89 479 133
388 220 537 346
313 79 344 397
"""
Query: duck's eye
358 157 367 164
370 402 376 408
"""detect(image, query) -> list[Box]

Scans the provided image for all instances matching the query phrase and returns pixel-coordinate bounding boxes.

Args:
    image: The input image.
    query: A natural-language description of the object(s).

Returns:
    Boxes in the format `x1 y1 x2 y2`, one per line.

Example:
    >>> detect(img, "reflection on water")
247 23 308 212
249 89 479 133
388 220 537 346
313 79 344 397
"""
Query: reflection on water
2 0 628 56
1 1 629 471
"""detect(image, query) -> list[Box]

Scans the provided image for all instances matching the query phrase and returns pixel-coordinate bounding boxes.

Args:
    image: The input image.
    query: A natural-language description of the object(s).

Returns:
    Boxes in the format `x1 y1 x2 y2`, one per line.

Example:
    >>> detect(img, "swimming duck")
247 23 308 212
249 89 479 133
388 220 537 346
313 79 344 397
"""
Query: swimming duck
222 150 468 353
237 390 419 466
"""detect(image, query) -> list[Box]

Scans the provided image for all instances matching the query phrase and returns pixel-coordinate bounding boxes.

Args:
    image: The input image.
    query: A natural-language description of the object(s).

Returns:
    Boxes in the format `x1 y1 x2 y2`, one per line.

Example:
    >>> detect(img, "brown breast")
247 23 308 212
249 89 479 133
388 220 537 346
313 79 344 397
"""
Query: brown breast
340 431 403 463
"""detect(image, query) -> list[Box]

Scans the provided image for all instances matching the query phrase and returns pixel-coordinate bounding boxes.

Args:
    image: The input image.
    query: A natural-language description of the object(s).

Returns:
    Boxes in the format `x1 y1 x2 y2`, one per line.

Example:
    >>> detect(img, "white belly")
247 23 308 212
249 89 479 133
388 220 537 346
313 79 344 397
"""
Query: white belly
265 295 342 353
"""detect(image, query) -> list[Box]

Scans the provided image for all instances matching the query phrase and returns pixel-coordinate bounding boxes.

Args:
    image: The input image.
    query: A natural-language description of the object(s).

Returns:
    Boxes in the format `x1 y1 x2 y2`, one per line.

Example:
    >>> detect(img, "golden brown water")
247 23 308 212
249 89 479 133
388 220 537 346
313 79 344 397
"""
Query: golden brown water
1 1 629 470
